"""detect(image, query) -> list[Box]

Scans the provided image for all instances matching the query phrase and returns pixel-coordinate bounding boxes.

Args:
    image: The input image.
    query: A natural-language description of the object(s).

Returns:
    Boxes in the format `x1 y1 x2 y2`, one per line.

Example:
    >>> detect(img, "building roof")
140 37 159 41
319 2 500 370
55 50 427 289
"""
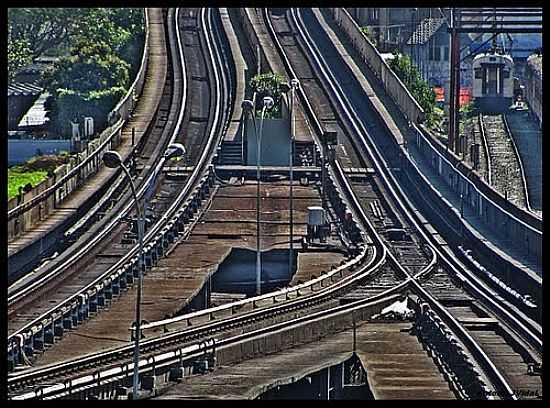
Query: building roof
18 92 50 128
407 18 446 45
8 80 43 98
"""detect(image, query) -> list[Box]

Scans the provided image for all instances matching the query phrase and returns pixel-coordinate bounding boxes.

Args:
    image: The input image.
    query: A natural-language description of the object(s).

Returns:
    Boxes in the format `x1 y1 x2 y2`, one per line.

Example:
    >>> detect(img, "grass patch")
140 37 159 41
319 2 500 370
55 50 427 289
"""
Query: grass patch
8 168 49 200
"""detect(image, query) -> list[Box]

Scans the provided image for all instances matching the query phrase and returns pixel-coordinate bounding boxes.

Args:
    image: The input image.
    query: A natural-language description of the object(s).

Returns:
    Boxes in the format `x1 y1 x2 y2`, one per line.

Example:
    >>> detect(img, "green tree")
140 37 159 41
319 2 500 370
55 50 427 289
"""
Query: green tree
389 52 438 128
44 41 130 135
250 72 286 118
45 42 129 94
7 38 32 83
8 8 82 58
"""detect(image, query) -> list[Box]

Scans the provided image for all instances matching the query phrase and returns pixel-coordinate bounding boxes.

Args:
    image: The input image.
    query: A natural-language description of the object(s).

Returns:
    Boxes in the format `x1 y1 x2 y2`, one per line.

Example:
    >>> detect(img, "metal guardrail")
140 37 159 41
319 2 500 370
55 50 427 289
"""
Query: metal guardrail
291 7 528 398
8 9 151 223
7 6 232 374
9 293 402 400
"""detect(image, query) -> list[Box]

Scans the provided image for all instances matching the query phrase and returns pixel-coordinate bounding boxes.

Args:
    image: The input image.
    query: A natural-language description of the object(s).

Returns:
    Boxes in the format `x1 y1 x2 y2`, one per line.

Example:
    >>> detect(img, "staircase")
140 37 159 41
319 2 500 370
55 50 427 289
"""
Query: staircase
219 141 244 165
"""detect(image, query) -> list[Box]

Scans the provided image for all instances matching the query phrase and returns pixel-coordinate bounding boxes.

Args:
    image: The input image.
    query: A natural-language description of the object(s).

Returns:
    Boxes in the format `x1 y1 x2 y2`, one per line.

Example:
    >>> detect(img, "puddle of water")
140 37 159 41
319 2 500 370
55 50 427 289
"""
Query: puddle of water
212 248 298 295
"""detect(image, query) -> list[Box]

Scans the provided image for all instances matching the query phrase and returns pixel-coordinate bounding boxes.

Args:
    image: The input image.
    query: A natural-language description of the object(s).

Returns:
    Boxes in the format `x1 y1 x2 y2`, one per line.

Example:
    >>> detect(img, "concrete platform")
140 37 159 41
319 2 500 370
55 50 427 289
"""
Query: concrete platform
154 322 455 399
29 180 346 368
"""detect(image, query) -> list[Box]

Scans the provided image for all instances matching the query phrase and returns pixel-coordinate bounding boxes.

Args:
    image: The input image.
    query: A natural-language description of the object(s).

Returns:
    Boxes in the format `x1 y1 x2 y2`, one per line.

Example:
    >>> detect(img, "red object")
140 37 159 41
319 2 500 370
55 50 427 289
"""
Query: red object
459 88 471 107
434 87 445 102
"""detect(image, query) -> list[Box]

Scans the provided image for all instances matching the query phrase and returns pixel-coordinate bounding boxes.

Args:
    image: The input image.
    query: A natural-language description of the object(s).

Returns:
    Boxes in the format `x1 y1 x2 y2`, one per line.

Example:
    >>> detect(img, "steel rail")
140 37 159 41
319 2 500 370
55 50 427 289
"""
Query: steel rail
7 7 226 363
290 7 525 399
8 9 177 302
10 292 406 400
478 113 492 185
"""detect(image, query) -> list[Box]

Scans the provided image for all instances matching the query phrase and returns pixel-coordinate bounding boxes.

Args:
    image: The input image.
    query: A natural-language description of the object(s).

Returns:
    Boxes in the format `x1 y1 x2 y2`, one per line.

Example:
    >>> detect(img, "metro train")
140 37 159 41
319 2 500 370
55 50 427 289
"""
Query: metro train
472 51 514 113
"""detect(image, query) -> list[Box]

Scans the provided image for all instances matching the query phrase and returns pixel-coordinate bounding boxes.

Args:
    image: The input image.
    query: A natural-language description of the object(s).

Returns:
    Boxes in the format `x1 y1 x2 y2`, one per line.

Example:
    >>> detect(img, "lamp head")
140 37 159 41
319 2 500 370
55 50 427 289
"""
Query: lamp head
290 78 300 89
164 143 186 160
241 99 254 113
102 151 123 168
263 96 274 109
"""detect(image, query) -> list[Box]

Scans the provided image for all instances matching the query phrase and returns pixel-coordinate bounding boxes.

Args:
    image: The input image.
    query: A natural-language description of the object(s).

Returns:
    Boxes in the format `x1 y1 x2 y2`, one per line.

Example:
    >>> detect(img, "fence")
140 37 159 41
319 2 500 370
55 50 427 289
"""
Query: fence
8 9 151 242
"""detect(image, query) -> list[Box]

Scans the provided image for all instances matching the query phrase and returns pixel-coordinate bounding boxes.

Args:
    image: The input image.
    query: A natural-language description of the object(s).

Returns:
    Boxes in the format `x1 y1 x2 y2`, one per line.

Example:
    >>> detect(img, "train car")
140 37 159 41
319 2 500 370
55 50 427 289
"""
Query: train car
472 51 514 113
524 54 542 128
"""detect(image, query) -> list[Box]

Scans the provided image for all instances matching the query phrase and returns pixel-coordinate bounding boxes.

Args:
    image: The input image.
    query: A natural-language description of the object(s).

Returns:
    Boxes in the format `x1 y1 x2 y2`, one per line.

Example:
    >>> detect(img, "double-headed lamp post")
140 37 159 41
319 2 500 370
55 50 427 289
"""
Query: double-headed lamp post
102 142 185 400
255 96 275 295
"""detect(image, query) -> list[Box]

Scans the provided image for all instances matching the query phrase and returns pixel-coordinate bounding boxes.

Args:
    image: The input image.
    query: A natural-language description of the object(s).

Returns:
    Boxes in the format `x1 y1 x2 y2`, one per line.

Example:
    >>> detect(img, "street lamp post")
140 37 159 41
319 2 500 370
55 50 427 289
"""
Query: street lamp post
102 143 185 400
255 96 275 295
288 79 300 276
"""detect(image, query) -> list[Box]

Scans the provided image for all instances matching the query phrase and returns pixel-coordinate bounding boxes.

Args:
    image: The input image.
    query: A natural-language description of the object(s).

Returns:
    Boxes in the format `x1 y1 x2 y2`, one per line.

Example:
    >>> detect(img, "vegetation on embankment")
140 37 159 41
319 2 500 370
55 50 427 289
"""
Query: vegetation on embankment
8 154 70 200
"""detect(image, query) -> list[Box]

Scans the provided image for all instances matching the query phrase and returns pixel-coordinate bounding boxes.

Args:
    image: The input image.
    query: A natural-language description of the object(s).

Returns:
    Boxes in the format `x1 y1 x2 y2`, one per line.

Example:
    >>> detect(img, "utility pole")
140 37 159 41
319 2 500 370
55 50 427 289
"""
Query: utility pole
448 8 461 153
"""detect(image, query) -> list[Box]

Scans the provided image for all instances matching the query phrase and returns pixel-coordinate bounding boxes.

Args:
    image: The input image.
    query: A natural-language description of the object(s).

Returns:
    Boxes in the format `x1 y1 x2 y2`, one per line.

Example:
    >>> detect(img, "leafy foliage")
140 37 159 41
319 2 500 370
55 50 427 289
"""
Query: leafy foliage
249 72 286 118
7 38 32 82
8 168 48 199
389 52 438 129
8 8 81 58
360 26 377 46
8 8 145 135
43 41 130 135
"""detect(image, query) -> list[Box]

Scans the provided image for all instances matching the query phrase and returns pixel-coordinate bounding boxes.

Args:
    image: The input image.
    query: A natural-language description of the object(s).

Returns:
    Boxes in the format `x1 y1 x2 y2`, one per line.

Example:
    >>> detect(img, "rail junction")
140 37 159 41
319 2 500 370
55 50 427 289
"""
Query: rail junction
7 7 542 401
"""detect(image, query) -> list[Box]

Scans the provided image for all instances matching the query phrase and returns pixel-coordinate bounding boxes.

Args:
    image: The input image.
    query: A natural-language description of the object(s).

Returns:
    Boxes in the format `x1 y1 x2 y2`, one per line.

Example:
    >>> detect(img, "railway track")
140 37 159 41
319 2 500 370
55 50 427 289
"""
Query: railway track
7 7 541 400
285 7 541 399
7 6 231 373
479 113 528 209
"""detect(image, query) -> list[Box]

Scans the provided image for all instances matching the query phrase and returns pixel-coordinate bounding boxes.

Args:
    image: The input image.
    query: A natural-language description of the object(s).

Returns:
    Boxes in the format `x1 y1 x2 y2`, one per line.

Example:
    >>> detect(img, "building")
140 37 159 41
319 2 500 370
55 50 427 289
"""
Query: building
7 57 58 131
347 8 440 53
403 16 473 104
524 53 542 128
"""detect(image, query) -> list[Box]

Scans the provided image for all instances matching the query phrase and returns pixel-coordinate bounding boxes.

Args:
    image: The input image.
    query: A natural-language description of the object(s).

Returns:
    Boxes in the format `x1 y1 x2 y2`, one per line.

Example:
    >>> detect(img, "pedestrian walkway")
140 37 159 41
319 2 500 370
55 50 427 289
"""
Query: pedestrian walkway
505 110 542 215
407 142 541 279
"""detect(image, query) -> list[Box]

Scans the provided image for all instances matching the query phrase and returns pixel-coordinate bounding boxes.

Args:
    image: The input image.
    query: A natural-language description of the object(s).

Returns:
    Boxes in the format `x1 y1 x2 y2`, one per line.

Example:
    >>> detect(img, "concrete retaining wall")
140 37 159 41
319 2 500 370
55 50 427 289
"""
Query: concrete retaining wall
8 140 72 166
327 8 425 125
411 125 542 266
216 296 395 366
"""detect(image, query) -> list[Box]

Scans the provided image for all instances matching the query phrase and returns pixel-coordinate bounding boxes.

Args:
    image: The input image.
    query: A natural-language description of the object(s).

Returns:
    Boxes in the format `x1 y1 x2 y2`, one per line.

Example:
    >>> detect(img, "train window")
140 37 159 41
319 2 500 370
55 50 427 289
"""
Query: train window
474 68 483 79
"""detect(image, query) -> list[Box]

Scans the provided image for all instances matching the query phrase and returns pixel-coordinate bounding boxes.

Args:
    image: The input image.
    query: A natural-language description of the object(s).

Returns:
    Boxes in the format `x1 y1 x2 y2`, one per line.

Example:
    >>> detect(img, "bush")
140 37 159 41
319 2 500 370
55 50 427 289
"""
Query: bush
250 72 286 118
389 52 438 129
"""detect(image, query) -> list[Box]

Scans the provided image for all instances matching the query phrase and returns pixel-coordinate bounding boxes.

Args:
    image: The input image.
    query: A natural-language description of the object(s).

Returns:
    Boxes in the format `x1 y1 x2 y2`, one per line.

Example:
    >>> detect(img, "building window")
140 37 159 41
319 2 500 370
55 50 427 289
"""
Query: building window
475 68 483 79
502 69 510 79
433 47 441 61
443 46 449 61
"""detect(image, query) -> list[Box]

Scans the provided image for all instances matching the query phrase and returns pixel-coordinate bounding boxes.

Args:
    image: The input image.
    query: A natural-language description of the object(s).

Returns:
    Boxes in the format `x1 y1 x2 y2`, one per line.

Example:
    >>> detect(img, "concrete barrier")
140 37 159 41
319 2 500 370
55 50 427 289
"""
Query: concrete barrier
327 8 425 125
411 124 541 267
216 296 394 366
